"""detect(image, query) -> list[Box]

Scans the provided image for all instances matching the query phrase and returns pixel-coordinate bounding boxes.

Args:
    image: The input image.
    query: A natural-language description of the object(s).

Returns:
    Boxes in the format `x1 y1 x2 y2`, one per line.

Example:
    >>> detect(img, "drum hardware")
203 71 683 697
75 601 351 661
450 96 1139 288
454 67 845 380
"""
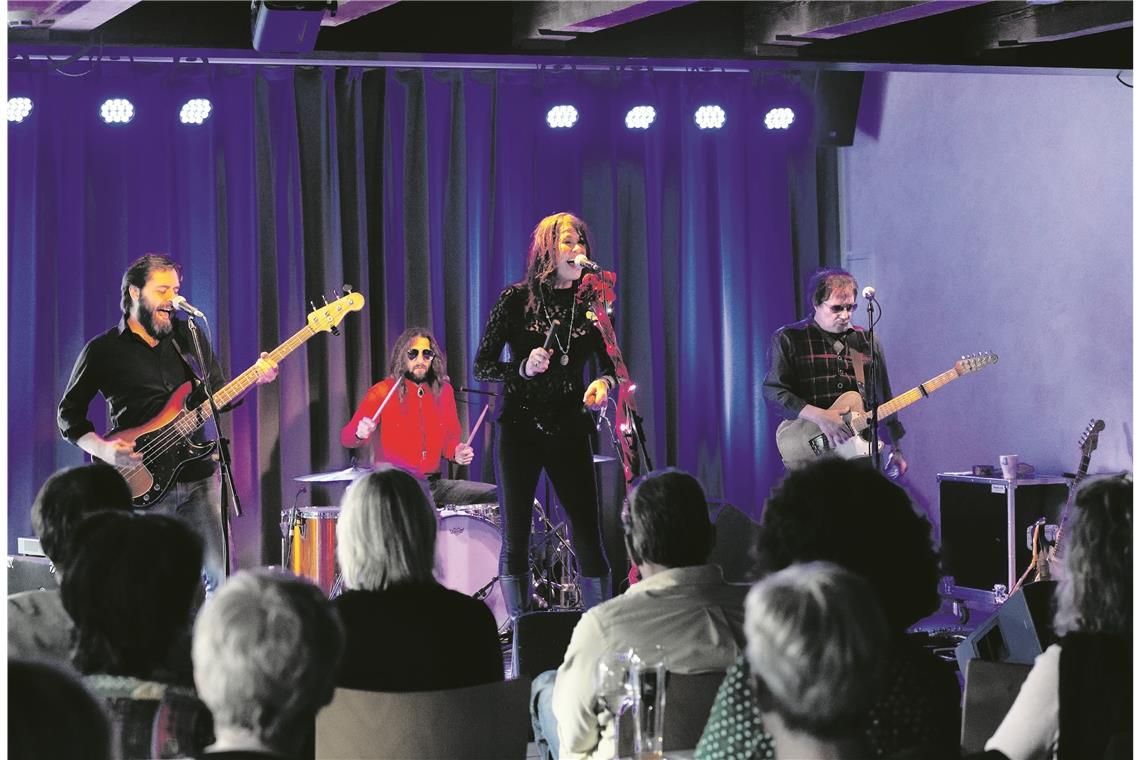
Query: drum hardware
292 464 374 483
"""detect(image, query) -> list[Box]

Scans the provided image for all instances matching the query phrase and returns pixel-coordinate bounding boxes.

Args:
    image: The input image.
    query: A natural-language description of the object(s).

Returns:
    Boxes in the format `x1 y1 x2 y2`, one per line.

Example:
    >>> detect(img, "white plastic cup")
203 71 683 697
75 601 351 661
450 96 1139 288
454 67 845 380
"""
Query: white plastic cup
999 454 1019 480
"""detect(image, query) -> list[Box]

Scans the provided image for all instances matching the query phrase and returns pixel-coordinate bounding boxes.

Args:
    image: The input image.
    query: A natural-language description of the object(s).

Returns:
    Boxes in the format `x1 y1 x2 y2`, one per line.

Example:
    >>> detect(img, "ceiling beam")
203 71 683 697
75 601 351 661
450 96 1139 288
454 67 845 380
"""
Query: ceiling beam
7 0 145 32
514 1 698 43
977 1 1132 48
320 0 401 28
746 0 984 49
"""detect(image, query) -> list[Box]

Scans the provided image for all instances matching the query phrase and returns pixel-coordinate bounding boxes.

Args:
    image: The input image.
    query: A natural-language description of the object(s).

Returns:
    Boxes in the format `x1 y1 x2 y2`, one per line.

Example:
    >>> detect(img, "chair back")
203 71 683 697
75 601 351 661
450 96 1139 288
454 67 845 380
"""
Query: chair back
960 659 1033 753
315 677 531 759
617 670 725 756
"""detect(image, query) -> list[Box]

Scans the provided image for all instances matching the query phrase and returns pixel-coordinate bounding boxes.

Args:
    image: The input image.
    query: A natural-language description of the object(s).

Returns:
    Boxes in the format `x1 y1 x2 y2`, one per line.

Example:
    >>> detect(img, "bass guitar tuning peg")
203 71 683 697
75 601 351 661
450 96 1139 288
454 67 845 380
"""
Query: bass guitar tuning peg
342 284 354 295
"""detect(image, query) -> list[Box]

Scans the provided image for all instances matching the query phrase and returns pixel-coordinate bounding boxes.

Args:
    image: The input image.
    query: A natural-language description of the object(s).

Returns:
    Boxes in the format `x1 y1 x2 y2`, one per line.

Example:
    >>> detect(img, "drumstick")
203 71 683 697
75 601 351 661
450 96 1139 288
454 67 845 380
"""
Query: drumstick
369 378 402 423
464 404 489 447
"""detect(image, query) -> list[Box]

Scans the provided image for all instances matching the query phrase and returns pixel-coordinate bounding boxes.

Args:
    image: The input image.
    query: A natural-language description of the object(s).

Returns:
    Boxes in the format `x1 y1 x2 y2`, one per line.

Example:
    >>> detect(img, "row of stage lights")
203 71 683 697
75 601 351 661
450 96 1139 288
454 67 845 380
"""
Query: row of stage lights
8 96 796 132
550 104 796 131
7 97 213 125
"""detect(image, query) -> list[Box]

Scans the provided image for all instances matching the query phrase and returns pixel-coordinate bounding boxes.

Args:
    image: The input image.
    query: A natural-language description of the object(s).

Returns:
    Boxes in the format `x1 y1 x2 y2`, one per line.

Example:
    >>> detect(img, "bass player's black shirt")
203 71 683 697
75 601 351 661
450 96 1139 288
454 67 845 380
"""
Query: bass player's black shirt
58 316 231 481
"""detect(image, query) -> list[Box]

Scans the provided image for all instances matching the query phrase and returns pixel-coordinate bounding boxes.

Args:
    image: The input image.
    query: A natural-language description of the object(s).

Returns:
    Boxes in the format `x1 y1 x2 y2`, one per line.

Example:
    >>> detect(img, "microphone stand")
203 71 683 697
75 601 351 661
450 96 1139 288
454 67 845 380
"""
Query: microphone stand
865 299 881 471
185 315 240 581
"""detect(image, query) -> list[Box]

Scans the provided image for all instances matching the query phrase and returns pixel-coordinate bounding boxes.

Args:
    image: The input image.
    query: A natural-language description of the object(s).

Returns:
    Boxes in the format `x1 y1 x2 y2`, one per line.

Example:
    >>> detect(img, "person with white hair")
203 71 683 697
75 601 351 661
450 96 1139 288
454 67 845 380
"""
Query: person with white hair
745 561 891 760
191 569 344 760
333 465 503 691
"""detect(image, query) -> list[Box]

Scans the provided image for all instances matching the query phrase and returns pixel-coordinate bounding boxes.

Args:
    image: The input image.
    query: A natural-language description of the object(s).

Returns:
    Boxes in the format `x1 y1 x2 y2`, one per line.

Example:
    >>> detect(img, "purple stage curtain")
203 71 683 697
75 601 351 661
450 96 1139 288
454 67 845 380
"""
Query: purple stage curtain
9 59 819 566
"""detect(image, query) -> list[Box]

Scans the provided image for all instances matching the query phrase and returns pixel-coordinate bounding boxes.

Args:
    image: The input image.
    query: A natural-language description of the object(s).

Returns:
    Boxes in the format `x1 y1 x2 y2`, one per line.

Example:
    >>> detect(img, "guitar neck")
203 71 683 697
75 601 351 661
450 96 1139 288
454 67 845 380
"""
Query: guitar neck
192 323 318 424
876 366 962 419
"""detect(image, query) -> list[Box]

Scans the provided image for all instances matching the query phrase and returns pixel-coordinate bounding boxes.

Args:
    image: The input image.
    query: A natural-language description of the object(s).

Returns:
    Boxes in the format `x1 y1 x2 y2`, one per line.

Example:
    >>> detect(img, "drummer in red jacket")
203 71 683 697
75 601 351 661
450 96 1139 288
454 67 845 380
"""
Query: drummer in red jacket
341 327 492 506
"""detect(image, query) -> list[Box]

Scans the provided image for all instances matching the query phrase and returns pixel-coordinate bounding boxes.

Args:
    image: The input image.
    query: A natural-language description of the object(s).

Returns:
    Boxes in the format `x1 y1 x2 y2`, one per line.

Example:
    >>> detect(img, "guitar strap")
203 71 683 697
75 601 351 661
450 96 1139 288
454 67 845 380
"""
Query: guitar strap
171 336 207 384
850 350 868 389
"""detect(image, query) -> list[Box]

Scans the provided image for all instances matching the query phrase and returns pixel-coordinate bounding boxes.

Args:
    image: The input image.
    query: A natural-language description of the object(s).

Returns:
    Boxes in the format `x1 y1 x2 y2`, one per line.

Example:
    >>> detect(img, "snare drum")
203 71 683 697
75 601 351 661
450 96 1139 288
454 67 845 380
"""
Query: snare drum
435 512 507 630
284 507 340 597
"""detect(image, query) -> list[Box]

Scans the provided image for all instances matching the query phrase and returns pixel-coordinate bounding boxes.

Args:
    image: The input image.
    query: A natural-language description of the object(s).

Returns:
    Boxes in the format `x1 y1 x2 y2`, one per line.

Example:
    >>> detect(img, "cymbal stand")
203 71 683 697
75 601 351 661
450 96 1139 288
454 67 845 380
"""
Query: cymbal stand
530 498 581 609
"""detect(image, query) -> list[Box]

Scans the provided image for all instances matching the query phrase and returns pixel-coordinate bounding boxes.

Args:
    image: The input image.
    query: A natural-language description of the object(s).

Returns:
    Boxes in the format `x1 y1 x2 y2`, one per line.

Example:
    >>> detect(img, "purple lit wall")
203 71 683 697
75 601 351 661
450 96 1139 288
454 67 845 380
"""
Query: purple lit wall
842 71 1132 533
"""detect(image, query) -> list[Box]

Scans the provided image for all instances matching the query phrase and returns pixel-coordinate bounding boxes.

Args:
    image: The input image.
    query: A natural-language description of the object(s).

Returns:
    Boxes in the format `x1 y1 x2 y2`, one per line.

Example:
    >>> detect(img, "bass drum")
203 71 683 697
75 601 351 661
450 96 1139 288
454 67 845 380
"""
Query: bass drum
435 511 507 631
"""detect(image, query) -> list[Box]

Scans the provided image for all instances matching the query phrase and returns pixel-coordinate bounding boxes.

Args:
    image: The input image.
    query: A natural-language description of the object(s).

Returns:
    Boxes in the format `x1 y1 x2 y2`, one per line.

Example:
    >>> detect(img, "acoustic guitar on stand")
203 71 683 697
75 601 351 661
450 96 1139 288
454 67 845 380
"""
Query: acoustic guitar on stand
775 351 998 468
101 291 365 508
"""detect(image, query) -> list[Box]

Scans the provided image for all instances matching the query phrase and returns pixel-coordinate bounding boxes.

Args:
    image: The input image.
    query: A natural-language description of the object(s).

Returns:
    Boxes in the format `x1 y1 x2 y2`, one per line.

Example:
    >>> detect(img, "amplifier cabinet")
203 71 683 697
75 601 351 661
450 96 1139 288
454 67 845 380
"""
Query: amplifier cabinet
938 473 1069 593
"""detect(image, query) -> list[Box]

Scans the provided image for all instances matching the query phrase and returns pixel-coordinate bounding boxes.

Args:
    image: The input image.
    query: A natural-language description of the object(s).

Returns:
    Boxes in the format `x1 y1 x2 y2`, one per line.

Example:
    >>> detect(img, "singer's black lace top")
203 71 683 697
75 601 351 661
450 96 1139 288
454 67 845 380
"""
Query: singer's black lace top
474 283 616 436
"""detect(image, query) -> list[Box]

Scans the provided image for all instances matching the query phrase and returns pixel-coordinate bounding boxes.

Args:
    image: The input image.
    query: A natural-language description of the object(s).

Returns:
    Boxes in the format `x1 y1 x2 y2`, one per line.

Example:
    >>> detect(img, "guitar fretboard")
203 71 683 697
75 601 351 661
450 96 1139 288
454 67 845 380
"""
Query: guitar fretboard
170 323 318 438
877 367 961 419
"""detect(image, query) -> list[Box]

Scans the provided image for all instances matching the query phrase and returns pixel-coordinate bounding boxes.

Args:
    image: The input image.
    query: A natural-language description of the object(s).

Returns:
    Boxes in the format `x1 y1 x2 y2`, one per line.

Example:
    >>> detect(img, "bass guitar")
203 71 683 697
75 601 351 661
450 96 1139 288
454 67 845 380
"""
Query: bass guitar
775 351 998 467
104 292 365 507
1032 418 1104 582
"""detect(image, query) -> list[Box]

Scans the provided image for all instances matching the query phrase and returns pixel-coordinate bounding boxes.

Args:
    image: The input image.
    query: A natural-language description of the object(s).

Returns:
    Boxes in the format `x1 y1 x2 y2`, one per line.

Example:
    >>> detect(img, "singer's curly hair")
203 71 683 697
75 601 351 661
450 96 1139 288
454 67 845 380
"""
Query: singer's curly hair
522 212 592 316
386 327 448 402
121 254 181 316
1054 473 1132 637
806 267 857 311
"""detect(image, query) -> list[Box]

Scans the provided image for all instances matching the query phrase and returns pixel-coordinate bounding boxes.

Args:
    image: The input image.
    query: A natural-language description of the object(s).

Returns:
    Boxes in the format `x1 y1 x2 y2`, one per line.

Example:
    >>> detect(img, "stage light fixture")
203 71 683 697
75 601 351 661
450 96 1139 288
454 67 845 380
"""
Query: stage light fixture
7 97 33 123
624 106 656 130
694 105 725 130
546 105 579 129
764 107 795 130
100 98 135 125
179 98 213 125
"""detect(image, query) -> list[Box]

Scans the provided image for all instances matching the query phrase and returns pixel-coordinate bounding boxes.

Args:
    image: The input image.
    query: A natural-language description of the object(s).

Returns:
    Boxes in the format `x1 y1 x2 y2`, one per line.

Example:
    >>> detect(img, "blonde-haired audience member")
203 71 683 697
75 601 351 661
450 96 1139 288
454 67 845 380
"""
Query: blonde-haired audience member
333 465 502 691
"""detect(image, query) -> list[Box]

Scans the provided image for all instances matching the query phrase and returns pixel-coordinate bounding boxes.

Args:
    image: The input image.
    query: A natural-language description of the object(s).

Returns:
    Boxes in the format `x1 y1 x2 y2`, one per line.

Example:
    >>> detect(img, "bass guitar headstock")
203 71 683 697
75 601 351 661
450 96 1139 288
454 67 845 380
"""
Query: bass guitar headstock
307 289 365 335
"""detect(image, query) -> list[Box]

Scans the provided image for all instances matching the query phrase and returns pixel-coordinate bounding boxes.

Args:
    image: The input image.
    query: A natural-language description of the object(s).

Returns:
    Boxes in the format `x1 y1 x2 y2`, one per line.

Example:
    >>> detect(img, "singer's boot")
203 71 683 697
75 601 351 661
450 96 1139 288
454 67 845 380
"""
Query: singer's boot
579 575 611 611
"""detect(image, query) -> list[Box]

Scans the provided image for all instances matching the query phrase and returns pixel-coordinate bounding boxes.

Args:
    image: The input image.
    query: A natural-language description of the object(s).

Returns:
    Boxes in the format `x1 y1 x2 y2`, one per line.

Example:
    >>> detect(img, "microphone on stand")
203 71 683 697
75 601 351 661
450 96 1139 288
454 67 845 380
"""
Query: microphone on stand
573 254 602 273
171 295 207 318
861 286 876 301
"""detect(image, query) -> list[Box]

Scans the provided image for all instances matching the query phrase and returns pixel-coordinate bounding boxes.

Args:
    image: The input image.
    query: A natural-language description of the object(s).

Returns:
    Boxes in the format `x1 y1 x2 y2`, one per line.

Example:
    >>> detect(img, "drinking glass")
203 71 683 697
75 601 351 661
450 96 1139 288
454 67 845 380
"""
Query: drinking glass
595 649 635 759
630 645 668 760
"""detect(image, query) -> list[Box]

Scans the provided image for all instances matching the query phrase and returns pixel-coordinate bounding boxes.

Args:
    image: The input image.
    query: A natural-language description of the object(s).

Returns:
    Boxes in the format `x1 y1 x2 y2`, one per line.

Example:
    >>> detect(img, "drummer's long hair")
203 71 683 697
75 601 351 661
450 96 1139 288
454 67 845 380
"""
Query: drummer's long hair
336 465 437 591
386 327 448 402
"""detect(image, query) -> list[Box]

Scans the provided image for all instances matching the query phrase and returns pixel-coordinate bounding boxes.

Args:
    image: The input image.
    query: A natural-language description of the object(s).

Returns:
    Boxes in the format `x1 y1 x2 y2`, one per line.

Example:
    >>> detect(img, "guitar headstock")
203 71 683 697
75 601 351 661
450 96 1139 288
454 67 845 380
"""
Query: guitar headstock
1079 418 1105 456
307 292 365 334
954 351 998 375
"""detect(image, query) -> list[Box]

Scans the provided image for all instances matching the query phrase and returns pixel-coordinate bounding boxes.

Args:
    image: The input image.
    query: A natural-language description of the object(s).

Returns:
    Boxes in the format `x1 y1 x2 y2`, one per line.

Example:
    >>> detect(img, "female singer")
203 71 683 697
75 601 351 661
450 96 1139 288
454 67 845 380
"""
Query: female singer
474 212 615 616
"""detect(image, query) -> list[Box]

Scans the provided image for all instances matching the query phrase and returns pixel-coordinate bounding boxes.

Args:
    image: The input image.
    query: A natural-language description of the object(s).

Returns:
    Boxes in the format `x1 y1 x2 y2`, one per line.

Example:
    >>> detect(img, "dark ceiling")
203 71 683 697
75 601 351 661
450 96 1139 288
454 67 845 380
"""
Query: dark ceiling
7 1 1133 71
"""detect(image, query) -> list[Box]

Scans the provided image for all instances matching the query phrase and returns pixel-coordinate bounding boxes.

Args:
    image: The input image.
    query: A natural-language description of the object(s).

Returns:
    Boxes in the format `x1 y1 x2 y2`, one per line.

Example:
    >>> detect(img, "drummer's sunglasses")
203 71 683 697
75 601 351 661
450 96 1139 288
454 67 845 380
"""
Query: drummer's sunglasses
407 348 436 360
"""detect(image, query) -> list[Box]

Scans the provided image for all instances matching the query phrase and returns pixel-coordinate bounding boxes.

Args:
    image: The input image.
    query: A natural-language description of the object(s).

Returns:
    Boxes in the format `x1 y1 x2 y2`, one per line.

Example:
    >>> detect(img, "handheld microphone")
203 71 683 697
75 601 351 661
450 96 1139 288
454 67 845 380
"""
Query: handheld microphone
542 319 560 351
573 254 602 273
171 295 206 318
861 286 876 301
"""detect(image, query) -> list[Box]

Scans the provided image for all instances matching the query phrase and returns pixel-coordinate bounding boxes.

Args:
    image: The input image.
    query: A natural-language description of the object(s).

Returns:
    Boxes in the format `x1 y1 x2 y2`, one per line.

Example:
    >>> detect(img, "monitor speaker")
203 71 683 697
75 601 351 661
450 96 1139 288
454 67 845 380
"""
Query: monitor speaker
955 581 1057 674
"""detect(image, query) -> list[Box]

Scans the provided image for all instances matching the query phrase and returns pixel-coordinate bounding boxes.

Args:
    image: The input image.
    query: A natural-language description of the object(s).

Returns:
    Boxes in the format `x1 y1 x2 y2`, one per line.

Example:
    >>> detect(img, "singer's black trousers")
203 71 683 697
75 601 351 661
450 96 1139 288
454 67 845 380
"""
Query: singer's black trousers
495 423 611 579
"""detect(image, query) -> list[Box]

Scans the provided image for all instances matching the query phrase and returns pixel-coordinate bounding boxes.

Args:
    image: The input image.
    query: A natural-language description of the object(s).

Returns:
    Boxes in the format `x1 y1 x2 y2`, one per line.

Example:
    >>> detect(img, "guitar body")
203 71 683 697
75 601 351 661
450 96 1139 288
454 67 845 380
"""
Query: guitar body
774 352 998 468
104 381 217 507
775 391 882 467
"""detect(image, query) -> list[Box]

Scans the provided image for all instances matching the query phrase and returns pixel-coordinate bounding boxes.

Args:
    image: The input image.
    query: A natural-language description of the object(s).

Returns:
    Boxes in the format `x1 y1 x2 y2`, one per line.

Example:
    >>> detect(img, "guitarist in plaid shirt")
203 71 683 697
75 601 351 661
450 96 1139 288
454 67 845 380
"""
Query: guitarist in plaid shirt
762 267 908 476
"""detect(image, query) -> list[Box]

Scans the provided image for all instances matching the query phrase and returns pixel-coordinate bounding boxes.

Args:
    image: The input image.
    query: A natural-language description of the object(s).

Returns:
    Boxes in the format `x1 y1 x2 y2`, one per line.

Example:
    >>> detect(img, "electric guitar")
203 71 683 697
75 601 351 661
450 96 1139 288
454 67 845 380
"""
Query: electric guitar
775 351 998 467
1034 418 1104 581
103 292 365 507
